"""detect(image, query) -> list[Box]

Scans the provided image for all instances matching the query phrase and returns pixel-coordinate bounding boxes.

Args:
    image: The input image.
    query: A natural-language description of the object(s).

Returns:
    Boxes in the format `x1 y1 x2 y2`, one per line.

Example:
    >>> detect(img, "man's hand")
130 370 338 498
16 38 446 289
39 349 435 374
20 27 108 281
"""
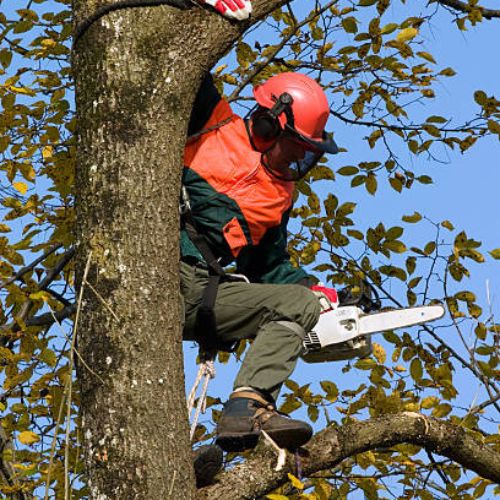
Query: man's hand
199 0 252 20
310 285 338 313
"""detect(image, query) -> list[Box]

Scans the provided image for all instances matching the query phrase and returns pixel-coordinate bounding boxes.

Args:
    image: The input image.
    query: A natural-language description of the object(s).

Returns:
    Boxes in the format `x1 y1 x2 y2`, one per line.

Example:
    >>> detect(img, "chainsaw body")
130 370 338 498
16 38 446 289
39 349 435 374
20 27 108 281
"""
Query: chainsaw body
302 304 445 363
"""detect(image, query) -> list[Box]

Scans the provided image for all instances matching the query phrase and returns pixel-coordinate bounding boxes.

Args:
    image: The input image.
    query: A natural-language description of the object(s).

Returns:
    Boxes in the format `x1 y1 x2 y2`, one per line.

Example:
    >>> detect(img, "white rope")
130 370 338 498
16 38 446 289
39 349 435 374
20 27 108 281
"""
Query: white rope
187 354 216 441
261 430 287 471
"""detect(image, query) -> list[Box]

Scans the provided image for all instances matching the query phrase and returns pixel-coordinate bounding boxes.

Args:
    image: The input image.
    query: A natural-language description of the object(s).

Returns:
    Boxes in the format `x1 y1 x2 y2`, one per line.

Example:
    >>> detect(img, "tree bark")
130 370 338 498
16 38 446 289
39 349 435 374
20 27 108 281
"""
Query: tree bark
72 0 282 497
435 0 500 19
201 412 500 499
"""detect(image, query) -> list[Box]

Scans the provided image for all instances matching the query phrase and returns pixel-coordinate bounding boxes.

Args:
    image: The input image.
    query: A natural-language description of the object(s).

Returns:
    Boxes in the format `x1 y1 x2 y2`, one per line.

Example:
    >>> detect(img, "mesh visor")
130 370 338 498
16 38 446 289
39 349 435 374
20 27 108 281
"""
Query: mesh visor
261 128 338 181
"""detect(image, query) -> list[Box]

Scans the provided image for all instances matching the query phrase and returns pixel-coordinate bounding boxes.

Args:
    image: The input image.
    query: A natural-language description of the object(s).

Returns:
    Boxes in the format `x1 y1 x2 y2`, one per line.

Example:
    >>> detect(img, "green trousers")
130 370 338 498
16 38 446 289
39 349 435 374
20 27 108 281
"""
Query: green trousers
180 261 320 400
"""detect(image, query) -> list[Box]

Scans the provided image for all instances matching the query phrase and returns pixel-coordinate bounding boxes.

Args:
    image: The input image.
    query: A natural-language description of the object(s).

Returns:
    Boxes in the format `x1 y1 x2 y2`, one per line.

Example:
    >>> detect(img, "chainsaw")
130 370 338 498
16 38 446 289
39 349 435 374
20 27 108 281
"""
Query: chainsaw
302 303 445 363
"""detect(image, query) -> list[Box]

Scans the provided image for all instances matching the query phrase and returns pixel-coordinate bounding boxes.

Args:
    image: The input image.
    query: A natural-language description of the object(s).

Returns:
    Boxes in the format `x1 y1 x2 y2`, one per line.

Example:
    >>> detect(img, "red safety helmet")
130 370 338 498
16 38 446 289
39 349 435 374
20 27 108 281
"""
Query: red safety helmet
249 73 338 181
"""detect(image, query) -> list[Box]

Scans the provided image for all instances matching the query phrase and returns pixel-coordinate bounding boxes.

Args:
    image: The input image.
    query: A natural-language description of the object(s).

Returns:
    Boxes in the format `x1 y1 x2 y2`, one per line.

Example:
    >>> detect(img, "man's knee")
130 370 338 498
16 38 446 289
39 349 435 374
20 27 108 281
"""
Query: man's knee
277 284 321 332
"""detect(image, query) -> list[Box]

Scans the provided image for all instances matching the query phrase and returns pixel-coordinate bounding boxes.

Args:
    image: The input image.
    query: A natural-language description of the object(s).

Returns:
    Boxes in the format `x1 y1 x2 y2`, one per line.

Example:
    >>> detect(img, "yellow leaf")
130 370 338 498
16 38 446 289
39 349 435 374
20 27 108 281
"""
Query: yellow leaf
287 472 304 490
421 396 439 409
13 182 27 195
372 342 386 364
9 86 36 96
18 431 40 445
29 291 49 301
41 39 57 48
266 495 289 500
396 27 418 43
42 146 53 159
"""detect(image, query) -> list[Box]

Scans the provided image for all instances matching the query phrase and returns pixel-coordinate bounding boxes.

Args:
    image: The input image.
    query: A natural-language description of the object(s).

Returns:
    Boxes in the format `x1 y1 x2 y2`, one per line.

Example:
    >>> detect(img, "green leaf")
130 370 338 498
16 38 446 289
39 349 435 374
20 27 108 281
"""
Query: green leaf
379 265 407 281
365 173 377 195
236 42 256 68
338 166 359 176
402 212 422 223
381 23 398 35
320 380 339 402
410 358 423 381
355 358 376 370
359 0 377 5
424 241 436 255
417 51 436 63
0 48 12 69
432 403 452 417
342 17 358 34
474 90 487 106
441 220 454 231
489 248 500 259
421 396 438 409
308 405 319 422
455 291 476 302
384 240 407 253
389 177 403 192
347 229 364 240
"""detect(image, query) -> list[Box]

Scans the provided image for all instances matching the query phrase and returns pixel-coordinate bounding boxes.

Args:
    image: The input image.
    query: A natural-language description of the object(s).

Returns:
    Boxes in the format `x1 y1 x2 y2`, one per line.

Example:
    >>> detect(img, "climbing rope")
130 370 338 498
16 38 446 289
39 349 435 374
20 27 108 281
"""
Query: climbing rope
187 351 216 440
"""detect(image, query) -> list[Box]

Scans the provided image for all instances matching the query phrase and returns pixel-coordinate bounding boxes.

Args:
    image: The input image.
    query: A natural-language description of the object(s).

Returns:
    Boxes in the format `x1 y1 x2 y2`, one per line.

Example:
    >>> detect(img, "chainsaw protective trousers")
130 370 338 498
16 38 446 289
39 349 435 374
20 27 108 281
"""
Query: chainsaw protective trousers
180 261 321 400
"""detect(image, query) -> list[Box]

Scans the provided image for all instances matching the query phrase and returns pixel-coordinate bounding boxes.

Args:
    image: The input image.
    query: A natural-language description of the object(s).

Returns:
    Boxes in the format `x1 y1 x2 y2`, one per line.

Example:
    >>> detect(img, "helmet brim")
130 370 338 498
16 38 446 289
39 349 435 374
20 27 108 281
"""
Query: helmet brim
285 124 339 155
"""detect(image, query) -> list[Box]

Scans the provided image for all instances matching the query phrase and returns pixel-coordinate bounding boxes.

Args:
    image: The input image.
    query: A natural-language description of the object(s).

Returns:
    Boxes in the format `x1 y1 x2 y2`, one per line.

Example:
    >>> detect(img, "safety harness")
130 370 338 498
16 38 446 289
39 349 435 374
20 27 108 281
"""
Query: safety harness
180 185 228 352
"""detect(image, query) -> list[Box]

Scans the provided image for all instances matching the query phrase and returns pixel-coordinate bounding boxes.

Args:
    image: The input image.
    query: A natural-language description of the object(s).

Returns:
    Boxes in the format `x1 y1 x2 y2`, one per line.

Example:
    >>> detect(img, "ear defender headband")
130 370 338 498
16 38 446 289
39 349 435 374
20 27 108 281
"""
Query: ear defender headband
251 93 294 141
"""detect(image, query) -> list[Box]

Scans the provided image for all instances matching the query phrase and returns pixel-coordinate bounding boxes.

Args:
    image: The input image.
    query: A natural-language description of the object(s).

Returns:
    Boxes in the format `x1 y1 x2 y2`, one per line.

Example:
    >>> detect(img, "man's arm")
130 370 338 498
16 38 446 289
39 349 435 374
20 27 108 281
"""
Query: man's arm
187 73 222 137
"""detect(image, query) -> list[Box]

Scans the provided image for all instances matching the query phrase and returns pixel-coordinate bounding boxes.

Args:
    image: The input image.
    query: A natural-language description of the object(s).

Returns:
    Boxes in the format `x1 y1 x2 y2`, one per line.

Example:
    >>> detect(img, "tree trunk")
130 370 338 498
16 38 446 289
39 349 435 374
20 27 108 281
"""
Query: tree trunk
72 1 292 496
73 4 206 498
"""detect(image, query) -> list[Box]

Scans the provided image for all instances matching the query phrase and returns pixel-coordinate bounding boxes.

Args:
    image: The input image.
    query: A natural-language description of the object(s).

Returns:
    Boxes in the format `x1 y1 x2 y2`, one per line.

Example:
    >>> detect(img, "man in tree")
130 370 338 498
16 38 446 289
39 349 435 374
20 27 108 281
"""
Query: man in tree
181 70 340 458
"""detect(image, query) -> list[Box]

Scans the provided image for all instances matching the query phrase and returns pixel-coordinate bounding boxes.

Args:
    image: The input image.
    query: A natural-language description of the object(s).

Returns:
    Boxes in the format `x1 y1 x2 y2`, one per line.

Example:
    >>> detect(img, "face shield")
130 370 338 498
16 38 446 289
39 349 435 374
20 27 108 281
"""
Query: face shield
261 126 338 182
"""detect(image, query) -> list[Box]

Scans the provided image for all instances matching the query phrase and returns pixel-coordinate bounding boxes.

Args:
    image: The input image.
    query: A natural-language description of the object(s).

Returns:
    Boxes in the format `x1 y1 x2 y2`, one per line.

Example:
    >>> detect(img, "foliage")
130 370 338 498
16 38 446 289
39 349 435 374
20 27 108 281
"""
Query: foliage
0 0 498 498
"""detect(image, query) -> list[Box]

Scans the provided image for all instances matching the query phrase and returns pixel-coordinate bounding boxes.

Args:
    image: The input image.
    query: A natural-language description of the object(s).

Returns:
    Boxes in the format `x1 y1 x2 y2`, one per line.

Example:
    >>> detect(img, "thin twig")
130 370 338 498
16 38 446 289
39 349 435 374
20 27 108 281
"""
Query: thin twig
43 389 67 500
227 0 340 102
83 279 121 323
65 251 92 500
48 307 105 384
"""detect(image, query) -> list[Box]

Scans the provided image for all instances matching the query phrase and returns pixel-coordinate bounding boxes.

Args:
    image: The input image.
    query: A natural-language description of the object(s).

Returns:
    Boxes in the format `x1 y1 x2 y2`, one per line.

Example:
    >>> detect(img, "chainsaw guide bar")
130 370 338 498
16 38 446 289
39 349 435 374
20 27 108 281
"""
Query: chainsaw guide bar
302 304 445 363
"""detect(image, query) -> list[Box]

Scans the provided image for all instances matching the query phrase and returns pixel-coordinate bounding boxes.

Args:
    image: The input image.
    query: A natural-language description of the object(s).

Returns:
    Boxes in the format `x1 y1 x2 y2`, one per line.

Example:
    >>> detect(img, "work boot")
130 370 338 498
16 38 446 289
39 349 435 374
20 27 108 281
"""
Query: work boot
216 389 313 452
192 444 224 487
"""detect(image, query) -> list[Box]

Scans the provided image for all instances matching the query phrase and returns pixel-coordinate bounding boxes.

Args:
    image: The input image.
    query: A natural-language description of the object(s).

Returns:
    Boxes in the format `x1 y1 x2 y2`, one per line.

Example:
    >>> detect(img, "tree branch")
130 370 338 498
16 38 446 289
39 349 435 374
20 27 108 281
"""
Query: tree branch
0 244 63 289
435 0 500 19
201 412 500 498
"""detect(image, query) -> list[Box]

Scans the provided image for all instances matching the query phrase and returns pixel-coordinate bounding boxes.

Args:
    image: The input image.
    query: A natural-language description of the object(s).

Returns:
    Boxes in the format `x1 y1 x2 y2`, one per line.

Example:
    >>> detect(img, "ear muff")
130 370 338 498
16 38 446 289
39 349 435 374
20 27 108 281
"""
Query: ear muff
251 93 295 142
251 109 282 141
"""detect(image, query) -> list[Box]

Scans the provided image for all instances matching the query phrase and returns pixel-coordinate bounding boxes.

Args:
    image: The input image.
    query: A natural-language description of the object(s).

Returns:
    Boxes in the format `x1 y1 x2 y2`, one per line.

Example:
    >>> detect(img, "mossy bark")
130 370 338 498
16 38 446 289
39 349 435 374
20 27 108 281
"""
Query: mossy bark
73 4 222 498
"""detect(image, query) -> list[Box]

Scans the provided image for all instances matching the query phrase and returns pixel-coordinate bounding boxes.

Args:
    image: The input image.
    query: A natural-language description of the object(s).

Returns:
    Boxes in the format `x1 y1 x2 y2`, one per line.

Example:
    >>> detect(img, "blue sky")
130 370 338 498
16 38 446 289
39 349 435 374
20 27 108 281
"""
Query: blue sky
185 2 500 456
1 1 499 493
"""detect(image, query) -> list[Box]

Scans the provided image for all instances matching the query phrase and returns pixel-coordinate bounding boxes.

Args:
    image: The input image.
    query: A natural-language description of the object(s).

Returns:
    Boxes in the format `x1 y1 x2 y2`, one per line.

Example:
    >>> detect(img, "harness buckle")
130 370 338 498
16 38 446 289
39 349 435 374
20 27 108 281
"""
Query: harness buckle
180 185 192 216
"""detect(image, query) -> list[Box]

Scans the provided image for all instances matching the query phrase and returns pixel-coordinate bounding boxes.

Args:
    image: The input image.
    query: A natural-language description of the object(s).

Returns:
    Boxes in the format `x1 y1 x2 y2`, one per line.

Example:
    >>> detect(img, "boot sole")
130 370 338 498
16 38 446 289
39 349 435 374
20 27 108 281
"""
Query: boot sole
216 431 260 452
216 427 312 452
193 445 224 487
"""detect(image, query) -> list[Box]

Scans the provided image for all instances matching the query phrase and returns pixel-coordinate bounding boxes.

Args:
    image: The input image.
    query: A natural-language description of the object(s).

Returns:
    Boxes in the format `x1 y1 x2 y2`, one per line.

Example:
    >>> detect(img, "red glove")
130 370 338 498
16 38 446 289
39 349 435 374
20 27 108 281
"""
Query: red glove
199 0 252 20
311 285 338 313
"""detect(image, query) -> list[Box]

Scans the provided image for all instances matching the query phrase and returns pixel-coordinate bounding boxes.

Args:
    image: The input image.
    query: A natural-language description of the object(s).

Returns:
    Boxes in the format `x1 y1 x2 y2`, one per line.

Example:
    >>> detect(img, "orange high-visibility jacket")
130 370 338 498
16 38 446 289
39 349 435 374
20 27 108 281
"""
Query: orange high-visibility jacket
181 74 311 285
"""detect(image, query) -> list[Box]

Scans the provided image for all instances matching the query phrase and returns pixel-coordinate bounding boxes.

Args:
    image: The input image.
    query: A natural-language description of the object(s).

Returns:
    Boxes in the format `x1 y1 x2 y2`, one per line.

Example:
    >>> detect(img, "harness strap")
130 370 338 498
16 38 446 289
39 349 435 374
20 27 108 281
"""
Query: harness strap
275 320 306 339
180 188 227 352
